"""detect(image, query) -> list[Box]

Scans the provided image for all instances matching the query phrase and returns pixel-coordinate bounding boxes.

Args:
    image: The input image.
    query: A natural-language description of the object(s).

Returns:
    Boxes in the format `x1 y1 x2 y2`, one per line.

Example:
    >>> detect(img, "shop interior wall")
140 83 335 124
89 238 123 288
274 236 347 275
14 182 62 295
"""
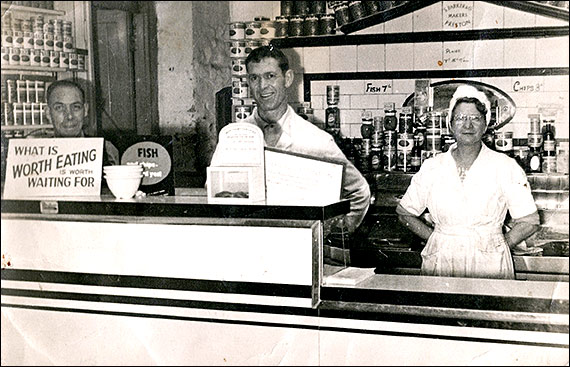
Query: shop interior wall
280 2 569 142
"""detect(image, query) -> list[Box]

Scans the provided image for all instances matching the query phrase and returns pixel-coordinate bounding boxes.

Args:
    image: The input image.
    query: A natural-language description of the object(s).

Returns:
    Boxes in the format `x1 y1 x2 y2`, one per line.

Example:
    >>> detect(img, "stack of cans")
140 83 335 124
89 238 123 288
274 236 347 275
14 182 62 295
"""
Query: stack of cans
1 13 84 71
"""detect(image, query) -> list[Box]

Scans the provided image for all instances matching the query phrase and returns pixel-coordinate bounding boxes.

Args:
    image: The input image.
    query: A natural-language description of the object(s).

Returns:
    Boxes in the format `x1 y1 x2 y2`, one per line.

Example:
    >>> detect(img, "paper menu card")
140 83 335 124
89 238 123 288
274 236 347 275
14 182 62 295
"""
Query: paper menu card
264 147 345 206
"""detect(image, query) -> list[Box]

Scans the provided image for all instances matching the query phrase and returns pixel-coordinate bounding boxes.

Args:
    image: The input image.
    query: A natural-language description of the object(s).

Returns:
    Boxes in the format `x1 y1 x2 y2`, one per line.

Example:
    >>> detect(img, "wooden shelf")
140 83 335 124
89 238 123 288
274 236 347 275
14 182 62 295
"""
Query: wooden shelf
1 65 69 73
489 1 569 21
1 125 53 131
1 3 65 16
271 26 568 49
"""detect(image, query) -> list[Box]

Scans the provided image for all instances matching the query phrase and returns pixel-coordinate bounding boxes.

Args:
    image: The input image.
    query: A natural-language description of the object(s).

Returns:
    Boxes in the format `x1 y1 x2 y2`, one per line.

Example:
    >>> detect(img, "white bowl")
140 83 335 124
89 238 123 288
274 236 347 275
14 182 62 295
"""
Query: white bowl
104 174 143 180
105 175 142 199
104 167 143 172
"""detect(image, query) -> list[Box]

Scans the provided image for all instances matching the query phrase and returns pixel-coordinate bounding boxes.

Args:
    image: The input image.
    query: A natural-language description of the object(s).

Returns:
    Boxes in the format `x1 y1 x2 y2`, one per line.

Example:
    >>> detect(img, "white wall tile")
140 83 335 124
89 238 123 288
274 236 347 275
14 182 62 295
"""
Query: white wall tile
336 80 365 95
473 1 504 29
535 15 568 27
350 123 362 138
392 79 417 94
350 95 378 109
504 39 535 68
414 42 443 70
442 1 474 30
413 2 442 32
504 8 535 28
357 44 385 72
310 81 329 96
310 95 324 110
340 122 352 137
443 41 473 69
535 37 569 68
341 109 362 125
509 121 529 139
330 46 357 72
544 75 569 92
354 23 384 35
473 40 504 69
386 43 414 71
481 77 512 93
385 13 413 33
338 95 351 109
303 47 330 73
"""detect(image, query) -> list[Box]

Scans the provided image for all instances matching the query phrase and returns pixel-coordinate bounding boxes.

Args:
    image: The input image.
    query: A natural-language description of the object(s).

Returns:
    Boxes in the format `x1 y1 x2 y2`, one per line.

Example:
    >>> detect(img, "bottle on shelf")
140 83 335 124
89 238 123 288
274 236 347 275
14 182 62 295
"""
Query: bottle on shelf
527 147 543 173
325 85 341 138
410 135 422 173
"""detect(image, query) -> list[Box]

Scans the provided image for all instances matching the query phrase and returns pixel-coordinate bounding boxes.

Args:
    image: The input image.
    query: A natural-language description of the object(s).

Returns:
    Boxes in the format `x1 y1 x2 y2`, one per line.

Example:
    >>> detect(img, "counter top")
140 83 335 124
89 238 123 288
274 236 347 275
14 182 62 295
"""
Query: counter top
1 191 350 221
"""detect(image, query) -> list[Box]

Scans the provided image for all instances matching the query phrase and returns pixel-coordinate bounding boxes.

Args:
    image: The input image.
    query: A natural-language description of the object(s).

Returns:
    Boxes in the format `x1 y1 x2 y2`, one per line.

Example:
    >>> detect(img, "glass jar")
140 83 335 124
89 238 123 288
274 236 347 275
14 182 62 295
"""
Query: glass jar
383 103 397 131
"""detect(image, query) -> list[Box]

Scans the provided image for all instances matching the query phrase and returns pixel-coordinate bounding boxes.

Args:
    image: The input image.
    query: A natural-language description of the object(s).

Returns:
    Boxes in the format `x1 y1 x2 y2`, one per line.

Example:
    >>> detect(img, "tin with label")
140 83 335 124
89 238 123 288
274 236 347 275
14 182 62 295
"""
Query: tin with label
63 34 73 52
231 77 249 99
274 16 289 38
1 47 8 65
319 14 336 35
13 30 24 48
494 131 513 155
228 22 245 40
49 50 59 68
33 31 44 50
396 133 414 172
542 154 557 174
326 85 340 105
234 105 252 122
43 31 54 51
527 133 543 148
40 49 50 67
303 16 319 36
426 132 442 152
244 21 261 39
23 31 34 49
229 41 245 58
77 53 86 71
69 52 78 70
54 32 63 52
9 47 20 65
383 148 397 172
259 21 276 39
244 40 260 57
289 16 304 37
231 58 247 76
59 51 69 69
2 29 14 48
383 130 397 149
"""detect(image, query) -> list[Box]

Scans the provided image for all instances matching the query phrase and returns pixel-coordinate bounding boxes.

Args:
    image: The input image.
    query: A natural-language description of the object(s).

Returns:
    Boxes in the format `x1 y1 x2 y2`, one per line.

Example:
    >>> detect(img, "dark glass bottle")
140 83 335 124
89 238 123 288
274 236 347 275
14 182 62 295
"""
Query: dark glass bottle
369 143 382 173
325 104 341 136
410 136 422 172
527 147 542 173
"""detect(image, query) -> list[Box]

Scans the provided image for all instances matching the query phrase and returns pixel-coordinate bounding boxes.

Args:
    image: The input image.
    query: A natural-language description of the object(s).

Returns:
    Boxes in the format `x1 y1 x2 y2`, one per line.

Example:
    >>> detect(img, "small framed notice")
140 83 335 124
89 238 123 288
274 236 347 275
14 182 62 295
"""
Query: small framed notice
264 147 345 206
3 138 104 198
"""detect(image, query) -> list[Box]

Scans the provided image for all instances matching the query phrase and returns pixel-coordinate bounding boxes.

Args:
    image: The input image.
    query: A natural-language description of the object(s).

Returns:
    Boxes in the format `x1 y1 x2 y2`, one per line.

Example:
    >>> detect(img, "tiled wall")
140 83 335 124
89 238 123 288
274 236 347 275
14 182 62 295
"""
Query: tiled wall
282 2 569 141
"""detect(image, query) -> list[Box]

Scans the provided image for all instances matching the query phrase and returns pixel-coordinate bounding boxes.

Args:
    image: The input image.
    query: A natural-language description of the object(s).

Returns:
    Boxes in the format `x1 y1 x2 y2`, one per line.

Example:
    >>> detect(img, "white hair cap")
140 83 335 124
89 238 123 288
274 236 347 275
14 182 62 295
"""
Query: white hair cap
448 85 491 126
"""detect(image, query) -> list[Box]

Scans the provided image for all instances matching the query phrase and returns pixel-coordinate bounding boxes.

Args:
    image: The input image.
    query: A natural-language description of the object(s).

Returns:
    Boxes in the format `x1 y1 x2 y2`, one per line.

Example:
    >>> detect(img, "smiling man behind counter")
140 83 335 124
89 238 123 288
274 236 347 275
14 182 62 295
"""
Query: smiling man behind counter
28 79 119 167
211 45 371 233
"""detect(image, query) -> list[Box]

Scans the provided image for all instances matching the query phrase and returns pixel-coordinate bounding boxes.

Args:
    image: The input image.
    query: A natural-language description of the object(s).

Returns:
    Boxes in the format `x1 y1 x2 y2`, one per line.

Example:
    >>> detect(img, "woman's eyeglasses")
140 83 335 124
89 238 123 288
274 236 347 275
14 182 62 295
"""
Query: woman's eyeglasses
452 114 484 124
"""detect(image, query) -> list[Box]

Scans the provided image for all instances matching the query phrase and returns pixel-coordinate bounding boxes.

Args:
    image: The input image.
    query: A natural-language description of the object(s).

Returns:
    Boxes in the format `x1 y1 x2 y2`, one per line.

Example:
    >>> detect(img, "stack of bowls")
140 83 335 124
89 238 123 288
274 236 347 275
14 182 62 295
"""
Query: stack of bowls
103 165 143 199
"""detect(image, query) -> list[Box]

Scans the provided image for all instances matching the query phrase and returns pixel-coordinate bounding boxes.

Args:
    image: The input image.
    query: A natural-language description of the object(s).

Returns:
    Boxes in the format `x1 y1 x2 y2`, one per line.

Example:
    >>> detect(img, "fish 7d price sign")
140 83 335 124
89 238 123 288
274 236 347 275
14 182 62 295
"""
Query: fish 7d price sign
3 138 103 198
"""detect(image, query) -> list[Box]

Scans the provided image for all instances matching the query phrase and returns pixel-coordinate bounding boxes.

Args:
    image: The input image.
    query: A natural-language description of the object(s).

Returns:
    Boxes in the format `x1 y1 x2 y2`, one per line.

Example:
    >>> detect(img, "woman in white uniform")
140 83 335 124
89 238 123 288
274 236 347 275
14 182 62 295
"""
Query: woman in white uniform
396 85 540 279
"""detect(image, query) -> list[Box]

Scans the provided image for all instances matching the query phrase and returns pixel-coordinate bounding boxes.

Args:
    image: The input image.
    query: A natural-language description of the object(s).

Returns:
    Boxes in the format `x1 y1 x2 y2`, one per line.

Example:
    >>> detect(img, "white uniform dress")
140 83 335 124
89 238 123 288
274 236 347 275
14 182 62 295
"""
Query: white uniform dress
399 143 537 279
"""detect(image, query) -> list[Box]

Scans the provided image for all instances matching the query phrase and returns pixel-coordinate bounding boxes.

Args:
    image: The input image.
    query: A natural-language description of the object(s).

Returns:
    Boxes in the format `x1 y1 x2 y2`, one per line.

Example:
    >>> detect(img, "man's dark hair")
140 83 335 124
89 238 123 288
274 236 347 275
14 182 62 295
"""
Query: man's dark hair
245 45 289 73
46 79 85 104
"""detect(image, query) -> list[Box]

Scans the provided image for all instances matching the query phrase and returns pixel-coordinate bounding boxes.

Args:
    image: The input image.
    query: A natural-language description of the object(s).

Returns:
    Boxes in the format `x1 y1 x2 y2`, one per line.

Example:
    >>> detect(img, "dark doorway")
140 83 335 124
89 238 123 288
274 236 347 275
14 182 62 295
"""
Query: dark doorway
91 1 158 140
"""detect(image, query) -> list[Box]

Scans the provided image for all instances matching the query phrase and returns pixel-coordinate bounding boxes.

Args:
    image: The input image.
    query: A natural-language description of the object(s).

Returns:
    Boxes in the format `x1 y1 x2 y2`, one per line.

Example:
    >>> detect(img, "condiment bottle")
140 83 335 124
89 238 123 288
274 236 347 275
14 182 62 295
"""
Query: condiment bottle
325 85 341 136
369 142 382 173
383 103 397 131
410 135 422 173
527 147 542 173
360 110 373 139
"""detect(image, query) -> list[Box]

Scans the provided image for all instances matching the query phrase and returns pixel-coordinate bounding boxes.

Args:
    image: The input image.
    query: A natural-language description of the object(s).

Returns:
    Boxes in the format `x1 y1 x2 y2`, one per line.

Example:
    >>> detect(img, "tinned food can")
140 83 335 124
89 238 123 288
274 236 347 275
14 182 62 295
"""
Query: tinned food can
231 77 249 99
228 22 245 40
274 16 289 38
244 21 261 39
259 21 276 39
231 58 247 76
289 16 304 37
234 105 252 122
229 40 246 58
319 14 336 35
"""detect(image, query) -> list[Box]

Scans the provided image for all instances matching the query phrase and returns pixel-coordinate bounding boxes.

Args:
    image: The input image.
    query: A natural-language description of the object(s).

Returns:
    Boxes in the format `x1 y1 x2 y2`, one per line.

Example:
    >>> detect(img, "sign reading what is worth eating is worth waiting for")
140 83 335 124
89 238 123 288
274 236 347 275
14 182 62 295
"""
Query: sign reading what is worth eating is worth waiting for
3 138 103 198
